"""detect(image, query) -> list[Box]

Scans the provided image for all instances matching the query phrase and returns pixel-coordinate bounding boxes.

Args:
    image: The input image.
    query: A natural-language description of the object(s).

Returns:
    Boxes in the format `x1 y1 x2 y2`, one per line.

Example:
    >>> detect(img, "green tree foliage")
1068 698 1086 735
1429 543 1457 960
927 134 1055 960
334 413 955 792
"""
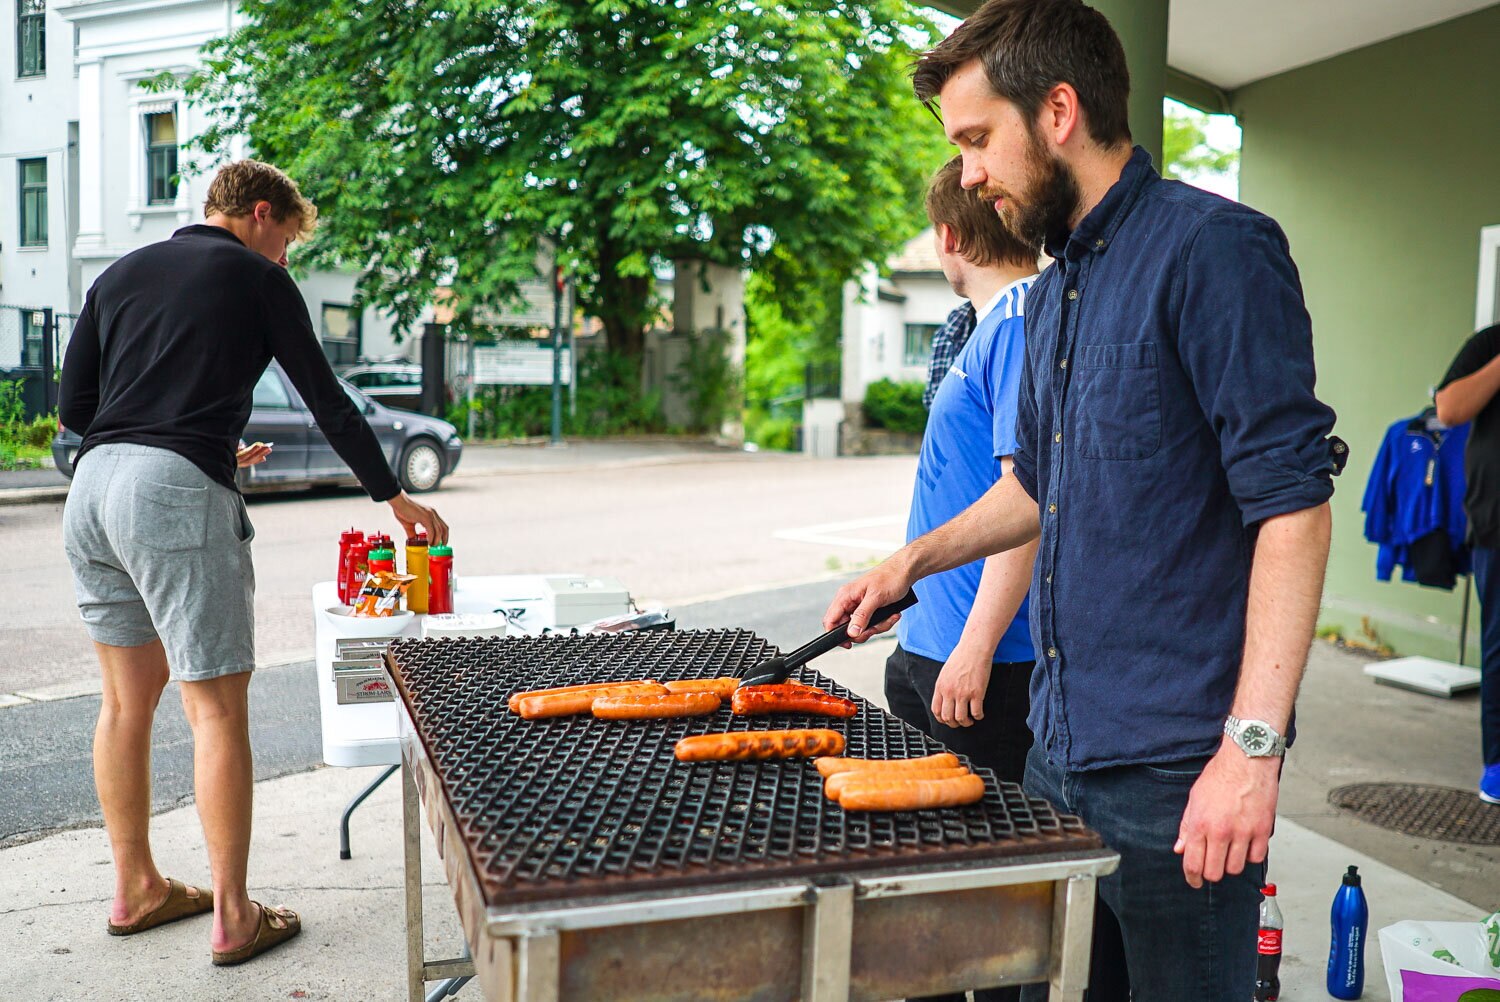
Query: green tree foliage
182 0 947 385
861 377 926 435
1162 100 1239 182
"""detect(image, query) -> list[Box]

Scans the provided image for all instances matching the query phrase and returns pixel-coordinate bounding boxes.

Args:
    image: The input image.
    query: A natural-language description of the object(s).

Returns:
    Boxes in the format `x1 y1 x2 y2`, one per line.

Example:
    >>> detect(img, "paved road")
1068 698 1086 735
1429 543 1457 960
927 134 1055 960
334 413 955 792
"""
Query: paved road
0 578 850 847
1 444 913 697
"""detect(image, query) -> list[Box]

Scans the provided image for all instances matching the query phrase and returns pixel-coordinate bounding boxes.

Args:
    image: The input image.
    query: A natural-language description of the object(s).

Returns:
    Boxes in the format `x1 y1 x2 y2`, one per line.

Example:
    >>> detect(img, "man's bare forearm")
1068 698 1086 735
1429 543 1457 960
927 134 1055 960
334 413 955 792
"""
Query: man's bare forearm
1435 354 1500 426
1229 503 1332 731
899 473 1041 583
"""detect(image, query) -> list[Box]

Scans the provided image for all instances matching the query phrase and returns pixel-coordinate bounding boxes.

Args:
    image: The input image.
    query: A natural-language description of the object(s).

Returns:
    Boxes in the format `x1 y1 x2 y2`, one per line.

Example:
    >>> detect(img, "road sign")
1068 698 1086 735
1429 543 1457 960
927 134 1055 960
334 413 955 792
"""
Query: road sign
472 342 572 386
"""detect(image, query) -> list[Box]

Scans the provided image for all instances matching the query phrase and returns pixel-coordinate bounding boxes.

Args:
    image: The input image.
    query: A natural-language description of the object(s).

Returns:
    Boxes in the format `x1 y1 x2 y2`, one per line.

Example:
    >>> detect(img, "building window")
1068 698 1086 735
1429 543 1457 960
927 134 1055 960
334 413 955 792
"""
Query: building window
903 323 939 367
17 0 45 78
321 304 362 366
19 158 47 248
145 110 178 205
21 310 45 367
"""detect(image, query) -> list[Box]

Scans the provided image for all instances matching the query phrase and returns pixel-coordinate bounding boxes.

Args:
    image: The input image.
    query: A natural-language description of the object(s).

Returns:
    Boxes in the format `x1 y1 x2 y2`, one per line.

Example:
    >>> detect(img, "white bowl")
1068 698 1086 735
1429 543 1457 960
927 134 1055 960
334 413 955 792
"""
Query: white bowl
320 605 415 638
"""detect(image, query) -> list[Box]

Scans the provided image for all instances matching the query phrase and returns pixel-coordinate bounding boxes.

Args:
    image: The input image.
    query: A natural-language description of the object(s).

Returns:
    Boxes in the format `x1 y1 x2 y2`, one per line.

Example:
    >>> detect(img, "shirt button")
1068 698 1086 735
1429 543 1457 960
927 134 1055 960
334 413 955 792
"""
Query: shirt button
1054 432 1062 443
1048 503 1057 514
1094 239 1106 250
1066 289 1079 301
1059 358 1068 370
1045 574 1052 584
1047 647 1058 658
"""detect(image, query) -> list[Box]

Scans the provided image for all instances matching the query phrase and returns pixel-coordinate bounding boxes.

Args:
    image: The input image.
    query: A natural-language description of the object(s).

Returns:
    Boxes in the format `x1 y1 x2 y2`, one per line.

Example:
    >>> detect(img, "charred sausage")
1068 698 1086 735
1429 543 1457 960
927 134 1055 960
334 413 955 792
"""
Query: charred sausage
838 773 986 812
823 766 970 801
674 729 846 762
507 680 655 714
592 691 722 719
515 682 668 719
663 678 741 699
813 752 961 778
730 688 857 718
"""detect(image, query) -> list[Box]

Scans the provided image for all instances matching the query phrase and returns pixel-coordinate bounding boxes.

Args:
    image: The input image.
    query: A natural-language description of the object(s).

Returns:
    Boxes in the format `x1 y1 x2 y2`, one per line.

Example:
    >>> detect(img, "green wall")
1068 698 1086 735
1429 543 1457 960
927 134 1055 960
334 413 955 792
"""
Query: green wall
1233 4 1500 662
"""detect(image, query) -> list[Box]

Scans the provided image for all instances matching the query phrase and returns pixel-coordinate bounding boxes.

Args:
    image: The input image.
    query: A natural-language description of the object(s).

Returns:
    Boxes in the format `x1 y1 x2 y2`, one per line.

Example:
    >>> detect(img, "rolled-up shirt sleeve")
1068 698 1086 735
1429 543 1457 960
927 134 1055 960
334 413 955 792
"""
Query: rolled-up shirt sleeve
1176 211 1339 525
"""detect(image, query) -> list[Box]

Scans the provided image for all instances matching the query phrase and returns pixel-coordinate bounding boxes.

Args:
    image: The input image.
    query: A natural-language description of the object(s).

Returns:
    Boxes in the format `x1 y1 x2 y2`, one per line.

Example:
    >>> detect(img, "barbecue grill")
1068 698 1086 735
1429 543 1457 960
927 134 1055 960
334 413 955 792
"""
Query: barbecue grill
386 629 1117 1001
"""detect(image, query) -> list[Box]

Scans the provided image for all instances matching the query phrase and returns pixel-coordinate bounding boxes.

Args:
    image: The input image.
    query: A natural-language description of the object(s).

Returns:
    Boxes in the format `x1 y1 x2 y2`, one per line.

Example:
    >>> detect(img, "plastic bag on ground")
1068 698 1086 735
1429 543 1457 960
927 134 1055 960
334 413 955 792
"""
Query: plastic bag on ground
1380 918 1500 1001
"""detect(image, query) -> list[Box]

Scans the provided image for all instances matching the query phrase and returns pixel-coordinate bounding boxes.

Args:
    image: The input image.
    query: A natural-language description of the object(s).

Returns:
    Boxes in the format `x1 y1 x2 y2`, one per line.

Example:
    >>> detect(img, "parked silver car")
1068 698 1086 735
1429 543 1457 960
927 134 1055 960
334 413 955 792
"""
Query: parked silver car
54 362 462 493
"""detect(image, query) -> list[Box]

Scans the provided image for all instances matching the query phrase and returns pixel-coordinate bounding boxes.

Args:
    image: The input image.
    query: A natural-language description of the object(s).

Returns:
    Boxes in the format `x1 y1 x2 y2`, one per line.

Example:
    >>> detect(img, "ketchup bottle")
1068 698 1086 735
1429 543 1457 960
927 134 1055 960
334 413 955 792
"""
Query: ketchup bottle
368 547 395 575
346 538 372 606
427 544 454 614
337 528 364 603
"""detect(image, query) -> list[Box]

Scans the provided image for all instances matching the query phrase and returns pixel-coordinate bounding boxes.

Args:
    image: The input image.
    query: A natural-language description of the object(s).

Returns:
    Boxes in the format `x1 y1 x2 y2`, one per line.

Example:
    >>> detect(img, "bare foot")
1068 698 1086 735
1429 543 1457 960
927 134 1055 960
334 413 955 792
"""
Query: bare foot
110 875 169 927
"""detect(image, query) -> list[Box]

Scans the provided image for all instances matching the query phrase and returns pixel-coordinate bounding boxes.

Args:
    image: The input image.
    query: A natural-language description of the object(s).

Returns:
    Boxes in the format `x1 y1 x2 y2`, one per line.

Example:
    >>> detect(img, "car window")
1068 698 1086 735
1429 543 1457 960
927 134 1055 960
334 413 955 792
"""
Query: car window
395 371 423 386
342 382 372 412
253 370 292 409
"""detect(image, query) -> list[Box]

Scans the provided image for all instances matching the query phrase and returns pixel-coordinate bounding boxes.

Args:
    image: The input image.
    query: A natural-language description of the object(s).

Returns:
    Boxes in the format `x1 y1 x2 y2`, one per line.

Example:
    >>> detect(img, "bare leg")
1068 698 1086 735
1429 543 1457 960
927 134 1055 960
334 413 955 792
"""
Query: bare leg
178 671 261 952
93 639 171 926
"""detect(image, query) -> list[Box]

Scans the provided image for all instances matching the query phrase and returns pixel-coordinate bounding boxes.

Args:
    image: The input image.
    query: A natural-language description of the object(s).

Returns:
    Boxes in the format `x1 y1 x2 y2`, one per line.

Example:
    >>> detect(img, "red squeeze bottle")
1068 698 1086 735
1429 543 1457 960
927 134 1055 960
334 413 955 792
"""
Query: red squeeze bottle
337 528 364 603
427 544 454 614
346 539 372 606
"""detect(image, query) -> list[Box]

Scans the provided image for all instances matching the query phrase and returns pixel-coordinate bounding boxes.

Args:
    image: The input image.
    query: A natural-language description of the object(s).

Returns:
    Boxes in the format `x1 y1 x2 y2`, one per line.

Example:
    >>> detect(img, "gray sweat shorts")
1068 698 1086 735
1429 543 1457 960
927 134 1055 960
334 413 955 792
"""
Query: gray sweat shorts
63 443 257 682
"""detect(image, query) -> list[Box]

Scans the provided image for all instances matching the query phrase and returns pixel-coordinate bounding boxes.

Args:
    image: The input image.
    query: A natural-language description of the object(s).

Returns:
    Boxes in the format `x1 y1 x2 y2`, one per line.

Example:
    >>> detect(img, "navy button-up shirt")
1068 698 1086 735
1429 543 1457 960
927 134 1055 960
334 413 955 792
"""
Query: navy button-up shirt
1014 148 1341 771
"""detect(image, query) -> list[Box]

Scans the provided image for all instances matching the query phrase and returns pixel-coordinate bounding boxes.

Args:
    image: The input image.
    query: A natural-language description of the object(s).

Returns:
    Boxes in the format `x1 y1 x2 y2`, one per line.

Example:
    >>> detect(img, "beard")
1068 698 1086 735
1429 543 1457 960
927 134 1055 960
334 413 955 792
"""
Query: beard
987 126 1081 251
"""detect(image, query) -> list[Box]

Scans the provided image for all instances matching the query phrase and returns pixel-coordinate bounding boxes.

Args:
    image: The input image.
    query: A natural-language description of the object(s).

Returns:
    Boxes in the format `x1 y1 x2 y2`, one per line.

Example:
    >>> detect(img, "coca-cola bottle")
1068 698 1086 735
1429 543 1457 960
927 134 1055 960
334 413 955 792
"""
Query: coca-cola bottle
1256 883 1283 1001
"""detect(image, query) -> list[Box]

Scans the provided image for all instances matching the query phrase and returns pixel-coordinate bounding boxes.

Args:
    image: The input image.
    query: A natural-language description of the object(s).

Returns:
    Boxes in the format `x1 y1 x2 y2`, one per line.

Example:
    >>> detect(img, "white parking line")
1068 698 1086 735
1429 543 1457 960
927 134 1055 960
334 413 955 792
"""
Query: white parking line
773 514 906 551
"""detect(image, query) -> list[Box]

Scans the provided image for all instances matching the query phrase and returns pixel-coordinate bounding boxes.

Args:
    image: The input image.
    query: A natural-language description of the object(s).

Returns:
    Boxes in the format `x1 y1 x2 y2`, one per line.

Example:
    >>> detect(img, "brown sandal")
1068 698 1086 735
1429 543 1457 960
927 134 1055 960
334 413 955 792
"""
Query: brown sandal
211 903 301 966
106 877 214 936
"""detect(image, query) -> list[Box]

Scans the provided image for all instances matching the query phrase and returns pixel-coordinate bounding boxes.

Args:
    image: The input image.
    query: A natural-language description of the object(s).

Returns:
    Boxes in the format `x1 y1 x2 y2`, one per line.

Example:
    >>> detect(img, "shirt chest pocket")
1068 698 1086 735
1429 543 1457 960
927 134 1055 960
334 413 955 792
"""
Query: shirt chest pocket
1069 342 1161 461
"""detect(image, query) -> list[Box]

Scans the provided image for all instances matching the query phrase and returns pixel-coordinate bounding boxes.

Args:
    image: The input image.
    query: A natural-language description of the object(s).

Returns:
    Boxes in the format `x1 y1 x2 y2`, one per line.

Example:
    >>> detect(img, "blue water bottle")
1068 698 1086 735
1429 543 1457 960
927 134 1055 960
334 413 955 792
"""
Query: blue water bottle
1327 864 1369 999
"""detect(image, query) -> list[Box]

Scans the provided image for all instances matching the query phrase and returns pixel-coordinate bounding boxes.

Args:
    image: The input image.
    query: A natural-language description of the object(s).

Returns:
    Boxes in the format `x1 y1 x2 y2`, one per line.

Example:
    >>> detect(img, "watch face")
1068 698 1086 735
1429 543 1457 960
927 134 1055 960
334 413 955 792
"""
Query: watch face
1241 724 1272 754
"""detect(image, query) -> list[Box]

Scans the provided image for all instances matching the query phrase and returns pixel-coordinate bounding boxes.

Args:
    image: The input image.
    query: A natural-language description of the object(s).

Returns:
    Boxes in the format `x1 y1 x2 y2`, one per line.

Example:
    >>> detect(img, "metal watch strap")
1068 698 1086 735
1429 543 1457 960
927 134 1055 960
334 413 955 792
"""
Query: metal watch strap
1224 715 1287 757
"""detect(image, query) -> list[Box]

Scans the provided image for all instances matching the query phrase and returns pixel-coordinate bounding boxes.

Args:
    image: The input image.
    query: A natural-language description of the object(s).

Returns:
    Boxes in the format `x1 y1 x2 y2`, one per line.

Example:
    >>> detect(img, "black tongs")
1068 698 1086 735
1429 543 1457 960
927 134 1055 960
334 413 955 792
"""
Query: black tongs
736 590 919 688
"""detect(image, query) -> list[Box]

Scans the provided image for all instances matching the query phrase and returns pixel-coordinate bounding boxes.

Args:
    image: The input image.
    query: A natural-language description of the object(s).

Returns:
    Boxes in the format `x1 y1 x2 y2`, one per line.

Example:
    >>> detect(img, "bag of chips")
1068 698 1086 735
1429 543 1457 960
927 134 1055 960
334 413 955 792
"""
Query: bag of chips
353 571 417 617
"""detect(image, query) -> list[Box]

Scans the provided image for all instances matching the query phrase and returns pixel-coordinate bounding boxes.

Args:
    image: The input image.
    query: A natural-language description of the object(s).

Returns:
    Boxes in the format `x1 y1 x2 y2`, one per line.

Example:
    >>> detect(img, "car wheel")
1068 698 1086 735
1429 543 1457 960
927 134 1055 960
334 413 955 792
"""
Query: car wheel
399 439 444 493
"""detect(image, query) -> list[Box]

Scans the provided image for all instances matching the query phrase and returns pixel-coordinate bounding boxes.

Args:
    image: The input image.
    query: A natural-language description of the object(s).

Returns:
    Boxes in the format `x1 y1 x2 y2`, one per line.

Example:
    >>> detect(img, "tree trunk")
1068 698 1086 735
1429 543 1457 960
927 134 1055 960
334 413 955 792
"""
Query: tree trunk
593 234 653 384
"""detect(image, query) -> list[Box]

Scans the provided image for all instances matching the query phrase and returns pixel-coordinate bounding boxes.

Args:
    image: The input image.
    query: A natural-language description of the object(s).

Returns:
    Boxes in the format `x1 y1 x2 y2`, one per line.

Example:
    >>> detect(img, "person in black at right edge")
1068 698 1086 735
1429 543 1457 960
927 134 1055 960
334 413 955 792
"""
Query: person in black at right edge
60 160 447 971
1436 322 1500 804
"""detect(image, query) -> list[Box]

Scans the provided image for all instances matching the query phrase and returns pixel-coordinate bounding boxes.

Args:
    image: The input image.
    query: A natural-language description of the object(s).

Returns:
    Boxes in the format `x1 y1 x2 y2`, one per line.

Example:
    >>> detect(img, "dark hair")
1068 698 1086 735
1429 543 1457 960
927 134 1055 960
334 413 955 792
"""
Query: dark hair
913 0 1131 148
924 157 1037 269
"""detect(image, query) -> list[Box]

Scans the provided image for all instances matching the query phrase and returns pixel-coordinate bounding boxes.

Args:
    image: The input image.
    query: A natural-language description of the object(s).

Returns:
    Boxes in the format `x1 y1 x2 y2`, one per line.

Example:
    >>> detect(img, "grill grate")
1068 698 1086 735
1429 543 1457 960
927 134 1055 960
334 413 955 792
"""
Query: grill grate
387 630 1100 906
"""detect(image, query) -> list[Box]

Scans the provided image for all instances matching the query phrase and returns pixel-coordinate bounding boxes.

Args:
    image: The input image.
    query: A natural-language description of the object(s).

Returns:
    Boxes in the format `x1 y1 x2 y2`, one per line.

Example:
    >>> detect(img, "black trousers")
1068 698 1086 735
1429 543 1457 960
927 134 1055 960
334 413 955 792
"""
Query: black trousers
884 644 1035 1002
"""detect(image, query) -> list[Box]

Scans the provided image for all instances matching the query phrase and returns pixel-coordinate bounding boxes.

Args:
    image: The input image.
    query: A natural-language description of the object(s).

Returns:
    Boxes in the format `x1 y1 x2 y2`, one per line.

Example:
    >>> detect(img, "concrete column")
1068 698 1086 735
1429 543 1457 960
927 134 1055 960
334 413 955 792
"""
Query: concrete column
1087 0 1168 169
74 59 105 252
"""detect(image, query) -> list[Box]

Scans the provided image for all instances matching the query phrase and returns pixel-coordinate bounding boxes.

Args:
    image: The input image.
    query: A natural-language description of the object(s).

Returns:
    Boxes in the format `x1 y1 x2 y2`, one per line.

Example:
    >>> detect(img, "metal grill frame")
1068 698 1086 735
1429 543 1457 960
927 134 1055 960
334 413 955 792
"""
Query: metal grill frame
387 630 1118 1002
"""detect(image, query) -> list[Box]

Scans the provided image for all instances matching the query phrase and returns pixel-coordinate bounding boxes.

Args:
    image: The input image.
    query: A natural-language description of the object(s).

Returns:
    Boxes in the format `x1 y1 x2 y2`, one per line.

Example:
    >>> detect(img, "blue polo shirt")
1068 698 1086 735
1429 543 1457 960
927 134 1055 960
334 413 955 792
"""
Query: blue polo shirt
1015 147 1343 771
899 275 1037 665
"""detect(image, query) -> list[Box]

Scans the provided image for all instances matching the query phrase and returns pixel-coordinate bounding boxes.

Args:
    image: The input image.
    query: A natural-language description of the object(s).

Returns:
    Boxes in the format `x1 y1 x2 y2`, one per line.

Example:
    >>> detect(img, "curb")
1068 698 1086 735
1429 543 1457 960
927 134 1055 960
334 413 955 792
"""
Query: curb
0 485 69 506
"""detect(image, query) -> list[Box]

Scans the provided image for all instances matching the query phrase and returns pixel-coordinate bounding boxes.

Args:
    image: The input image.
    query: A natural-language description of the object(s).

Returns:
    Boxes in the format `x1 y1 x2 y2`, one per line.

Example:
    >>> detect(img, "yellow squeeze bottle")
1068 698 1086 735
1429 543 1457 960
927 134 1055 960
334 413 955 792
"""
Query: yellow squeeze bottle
405 534 430 613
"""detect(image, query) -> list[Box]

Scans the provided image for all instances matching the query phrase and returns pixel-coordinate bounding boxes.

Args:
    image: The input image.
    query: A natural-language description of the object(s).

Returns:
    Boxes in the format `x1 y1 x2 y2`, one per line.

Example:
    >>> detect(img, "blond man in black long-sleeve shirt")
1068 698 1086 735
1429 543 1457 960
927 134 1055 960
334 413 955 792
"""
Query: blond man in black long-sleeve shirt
59 160 446 966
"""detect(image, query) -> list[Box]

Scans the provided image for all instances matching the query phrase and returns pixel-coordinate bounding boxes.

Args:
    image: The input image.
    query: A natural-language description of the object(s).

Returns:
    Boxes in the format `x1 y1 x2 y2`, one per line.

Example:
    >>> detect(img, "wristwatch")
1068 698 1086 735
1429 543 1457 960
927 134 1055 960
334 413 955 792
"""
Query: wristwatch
1224 716 1287 758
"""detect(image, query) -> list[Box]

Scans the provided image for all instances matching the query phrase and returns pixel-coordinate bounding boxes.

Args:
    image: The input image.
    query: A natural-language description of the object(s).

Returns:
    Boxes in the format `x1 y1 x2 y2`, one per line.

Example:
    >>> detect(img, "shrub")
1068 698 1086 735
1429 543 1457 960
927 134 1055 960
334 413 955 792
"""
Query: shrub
862 378 926 435
21 414 57 448
745 410 796 452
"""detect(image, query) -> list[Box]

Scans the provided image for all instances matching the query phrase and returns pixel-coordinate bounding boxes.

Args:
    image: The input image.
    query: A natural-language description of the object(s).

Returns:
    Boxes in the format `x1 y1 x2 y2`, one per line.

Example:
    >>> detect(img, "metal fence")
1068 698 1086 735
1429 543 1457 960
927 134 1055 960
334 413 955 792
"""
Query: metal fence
0 304 77 420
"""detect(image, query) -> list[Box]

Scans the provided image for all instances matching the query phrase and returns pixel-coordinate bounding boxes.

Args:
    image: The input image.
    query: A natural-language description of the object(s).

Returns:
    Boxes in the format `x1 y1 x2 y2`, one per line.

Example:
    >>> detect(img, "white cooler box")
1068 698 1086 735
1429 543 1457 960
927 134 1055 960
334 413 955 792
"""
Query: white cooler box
541 575 632 628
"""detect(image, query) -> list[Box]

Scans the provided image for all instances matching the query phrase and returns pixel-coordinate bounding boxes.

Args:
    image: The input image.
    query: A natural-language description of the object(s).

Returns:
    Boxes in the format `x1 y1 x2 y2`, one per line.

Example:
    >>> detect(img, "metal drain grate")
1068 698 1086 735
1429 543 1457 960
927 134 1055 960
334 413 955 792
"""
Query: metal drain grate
1329 783 1500 845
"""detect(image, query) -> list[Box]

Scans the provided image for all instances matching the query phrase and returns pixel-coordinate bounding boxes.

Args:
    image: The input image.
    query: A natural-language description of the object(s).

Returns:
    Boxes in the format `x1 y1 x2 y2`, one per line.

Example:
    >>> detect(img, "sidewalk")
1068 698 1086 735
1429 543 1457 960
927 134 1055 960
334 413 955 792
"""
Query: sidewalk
3 637 1494 1000
0 438 760 506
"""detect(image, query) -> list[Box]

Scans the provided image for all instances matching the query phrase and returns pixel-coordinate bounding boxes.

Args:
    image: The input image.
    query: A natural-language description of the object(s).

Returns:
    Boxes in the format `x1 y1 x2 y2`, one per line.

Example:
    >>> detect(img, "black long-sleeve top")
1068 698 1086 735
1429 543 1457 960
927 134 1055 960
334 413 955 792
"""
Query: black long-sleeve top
59 225 401 501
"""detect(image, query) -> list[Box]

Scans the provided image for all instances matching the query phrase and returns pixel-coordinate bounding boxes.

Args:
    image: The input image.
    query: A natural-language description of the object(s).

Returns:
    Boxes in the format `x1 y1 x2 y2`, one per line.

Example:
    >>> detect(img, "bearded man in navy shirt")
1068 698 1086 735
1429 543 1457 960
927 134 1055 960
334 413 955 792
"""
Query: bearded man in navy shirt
823 1 1344 998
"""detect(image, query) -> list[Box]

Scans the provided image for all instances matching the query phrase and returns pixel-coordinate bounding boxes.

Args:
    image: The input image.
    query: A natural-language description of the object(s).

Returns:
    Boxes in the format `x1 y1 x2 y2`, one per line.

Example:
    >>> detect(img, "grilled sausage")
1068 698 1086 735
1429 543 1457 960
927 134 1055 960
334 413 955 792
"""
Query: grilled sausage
823 766 971 801
663 678 741 699
507 680 655 714
592 691 722 719
674 729 846 762
813 752 962 778
730 688 857 718
738 681 830 696
516 682 668 720
838 773 986 812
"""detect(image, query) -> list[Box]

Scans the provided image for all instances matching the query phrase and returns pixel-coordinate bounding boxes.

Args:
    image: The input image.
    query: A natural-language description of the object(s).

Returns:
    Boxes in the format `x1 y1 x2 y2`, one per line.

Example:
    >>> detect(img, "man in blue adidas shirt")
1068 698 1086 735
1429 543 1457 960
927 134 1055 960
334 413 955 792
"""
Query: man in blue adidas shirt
888 157 1041 819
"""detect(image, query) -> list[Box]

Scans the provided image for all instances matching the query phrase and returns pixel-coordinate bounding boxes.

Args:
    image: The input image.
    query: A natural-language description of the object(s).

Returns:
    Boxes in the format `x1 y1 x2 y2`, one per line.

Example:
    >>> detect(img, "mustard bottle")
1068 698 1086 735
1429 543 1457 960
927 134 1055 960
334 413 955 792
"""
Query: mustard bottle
405 534 430 613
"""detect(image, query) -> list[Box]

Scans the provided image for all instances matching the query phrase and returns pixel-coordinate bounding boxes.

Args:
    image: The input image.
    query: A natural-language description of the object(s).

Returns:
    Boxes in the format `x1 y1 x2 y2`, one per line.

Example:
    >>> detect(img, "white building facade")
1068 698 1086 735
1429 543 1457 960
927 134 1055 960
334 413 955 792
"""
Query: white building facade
840 227 964 405
0 0 411 374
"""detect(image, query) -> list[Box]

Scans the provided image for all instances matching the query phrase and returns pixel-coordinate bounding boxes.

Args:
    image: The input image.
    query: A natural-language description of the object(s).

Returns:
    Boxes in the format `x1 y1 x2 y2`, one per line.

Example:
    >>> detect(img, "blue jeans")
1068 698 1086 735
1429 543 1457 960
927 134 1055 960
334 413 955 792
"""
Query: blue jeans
1018 746 1264 1001
1469 545 1500 766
